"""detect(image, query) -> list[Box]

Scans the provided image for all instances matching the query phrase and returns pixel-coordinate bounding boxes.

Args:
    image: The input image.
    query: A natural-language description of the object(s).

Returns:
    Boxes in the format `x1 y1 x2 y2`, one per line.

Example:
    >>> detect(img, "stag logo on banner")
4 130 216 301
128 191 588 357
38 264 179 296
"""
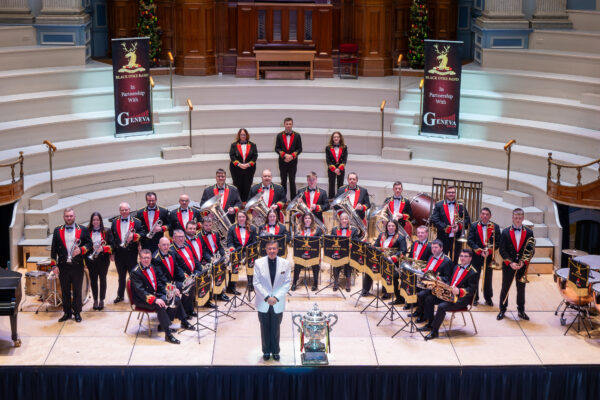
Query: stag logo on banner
118 42 146 74
428 44 456 76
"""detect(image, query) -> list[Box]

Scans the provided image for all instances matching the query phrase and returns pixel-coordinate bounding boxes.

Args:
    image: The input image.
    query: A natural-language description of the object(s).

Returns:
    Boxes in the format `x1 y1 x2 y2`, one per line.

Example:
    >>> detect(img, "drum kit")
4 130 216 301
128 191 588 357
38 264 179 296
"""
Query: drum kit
22 258 91 313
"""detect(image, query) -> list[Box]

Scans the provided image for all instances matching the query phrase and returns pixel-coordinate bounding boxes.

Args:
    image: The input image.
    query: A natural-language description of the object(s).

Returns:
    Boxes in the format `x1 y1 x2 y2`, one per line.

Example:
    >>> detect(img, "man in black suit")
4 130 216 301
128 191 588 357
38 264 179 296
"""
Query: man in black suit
335 172 371 222
382 181 413 229
497 208 535 321
248 169 287 215
430 185 471 263
111 202 145 304
50 207 92 323
200 168 242 224
423 249 479 340
275 117 302 199
136 191 170 254
152 237 186 290
130 249 194 344
467 207 501 306
169 194 203 236
297 171 329 222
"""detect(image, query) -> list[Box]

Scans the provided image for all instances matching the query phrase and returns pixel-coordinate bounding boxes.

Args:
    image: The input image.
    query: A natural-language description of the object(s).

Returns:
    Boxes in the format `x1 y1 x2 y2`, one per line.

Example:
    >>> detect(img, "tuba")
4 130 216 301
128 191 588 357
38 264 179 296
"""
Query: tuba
367 203 412 248
286 193 328 234
200 194 232 245
331 191 368 240
421 275 458 303
245 191 270 228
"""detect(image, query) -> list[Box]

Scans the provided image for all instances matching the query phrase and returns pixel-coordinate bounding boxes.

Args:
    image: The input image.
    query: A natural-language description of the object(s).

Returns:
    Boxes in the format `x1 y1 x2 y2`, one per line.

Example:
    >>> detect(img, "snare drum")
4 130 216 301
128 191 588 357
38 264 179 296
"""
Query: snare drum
47 269 91 306
25 271 49 297
36 259 52 272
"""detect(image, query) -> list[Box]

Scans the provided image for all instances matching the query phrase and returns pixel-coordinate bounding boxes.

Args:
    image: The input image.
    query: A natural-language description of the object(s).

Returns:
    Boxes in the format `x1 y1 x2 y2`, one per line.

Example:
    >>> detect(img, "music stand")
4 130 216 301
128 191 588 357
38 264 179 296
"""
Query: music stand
392 302 424 338
315 265 346 299
317 235 350 299
225 249 255 313
392 265 424 337
359 279 390 313
200 260 235 330
181 274 216 342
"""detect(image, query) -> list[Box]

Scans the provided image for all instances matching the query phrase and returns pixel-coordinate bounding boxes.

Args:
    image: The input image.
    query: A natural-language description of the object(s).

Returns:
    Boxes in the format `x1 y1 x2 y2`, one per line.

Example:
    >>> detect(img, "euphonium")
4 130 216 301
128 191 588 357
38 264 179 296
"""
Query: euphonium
200 194 232 246
286 193 328 233
181 274 196 295
331 191 367 240
146 218 163 239
518 236 536 284
245 191 270 228
165 282 178 308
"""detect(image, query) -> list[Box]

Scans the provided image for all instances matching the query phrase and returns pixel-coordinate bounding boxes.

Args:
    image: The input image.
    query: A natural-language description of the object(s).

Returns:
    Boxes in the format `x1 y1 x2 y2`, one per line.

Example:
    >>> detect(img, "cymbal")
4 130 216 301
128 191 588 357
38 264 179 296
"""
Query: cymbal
562 249 588 257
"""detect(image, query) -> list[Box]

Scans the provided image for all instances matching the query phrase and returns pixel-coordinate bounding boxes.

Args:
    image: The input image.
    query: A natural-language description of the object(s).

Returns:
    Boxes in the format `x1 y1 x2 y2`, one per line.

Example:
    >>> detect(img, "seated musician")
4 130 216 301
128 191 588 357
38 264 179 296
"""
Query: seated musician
259 209 289 239
152 237 186 293
361 219 406 300
292 213 324 292
200 216 229 302
171 229 209 315
130 249 194 344
296 171 329 223
382 181 413 229
410 239 453 323
226 210 257 296
391 226 432 306
330 212 359 292
248 169 286 219
422 249 479 340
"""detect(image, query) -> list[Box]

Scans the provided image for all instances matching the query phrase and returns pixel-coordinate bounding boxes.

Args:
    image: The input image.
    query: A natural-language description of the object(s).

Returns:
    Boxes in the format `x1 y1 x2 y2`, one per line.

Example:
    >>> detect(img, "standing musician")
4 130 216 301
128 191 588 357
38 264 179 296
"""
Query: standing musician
86 212 113 311
130 249 194 344
259 209 289 239
382 181 413 229
229 128 258 202
50 208 92 323
226 210 257 295
497 208 534 321
325 131 348 198
201 168 242 224
297 171 329 223
248 169 286 218
430 185 471 263
169 194 202 235
467 207 501 306
275 117 302 199
335 172 371 223
111 202 144 304
200 216 229 303
171 229 208 315
423 249 479 340
411 239 453 323
136 191 170 254
330 212 359 292
291 213 324 291
361 219 406 299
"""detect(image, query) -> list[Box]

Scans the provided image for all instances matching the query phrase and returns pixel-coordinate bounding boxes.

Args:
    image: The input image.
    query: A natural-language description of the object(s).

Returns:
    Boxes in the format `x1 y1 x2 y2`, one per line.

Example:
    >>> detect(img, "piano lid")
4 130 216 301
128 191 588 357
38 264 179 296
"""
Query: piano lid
0 268 22 289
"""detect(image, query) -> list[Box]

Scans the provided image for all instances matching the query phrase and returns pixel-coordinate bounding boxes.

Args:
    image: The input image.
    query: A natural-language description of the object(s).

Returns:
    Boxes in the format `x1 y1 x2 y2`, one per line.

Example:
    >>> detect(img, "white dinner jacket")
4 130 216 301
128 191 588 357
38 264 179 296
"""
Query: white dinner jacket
253 256 291 314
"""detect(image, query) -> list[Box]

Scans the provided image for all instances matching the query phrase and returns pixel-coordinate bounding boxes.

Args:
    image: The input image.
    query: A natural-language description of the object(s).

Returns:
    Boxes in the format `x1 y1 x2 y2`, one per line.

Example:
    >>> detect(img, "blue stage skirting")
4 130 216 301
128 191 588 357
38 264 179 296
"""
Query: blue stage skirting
1 365 599 400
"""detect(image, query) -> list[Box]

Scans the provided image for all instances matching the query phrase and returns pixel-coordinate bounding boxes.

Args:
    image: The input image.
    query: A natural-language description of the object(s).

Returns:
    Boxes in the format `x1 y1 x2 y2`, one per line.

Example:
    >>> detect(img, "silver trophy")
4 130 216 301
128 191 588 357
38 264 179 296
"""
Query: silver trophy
292 303 338 365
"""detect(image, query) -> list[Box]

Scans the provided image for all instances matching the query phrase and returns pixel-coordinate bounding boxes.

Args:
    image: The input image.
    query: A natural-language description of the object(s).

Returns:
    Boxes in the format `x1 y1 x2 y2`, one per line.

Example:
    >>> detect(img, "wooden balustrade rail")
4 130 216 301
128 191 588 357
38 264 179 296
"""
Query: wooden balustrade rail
547 152 600 209
0 152 24 206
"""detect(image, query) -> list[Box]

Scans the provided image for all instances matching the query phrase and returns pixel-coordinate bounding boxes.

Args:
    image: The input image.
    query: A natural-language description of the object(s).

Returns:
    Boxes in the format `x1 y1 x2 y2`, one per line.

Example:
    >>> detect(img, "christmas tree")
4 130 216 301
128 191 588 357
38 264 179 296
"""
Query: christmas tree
137 0 162 67
407 0 428 69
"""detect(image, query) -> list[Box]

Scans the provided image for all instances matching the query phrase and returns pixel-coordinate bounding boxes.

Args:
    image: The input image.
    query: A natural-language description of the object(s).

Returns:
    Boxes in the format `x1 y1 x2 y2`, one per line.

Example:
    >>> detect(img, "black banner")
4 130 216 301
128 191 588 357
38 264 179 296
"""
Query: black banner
381 256 395 292
399 262 418 304
111 37 154 137
212 258 227 294
245 242 260 276
323 236 350 267
293 236 321 267
364 245 382 281
230 247 244 282
195 270 212 305
258 235 287 257
350 239 367 273
421 40 463 137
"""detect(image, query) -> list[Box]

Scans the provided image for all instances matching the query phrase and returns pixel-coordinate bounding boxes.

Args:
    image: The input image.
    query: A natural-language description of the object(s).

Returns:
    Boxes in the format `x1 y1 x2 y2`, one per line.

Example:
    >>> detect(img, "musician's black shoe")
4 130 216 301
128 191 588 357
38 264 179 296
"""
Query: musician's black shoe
165 334 180 344
346 286 351 293
485 299 493 307
496 310 506 320
381 293 391 300
218 293 230 302
311 285 318 291
189 311 198 317
415 316 427 324
273 354 280 361
518 311 530 321
388 299 403 305
74 313 82 323
113 296 124 304
98 300 105 310
403 304 411 310
424 329 439 341
360 290 370 297
333 282 339 291
180 321 195 331
417 324 433 332
408 311 420 318
158 325 176 333
58 313 71 322
204 301 216 309
291 283 297 291
226 288 241 296
263 354 270 361
248 285 254 292
93 300 99 310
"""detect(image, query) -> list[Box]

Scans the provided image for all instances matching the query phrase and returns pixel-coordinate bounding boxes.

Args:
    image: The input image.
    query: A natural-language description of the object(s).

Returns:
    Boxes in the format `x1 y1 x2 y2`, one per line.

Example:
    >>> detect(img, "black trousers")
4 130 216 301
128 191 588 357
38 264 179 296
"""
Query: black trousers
472 255 494 303
58 263 84 314
431 299 472 331
258 306 283 355
279 160 298 199
142 296 186 333
413 289 431 317
362 274 388 294
499 264 526 312
333 264 351 281
114 250 137 298
293 265 319 286
230 164 255 202
392 270 406 302
140 236 161 255
423 292 444 325
327 169 345 199
87 258 109 301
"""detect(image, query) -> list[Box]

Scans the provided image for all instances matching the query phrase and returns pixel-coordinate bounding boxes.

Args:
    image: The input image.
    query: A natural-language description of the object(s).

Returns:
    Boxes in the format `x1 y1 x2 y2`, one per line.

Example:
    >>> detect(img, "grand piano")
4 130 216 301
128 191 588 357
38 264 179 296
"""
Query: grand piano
0 268 22 347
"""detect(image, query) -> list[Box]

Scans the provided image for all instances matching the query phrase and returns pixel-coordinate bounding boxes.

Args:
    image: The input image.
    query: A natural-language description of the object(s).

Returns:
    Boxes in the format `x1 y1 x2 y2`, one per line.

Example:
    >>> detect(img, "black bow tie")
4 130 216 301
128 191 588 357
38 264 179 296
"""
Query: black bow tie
460 264 469 270
348 187 356 191
262 186 270 191
181 209 188 213
333 145 339 148
513 227 521 231
142 264 151 270
147 207 156 211
161 253 169 258
419 242 425 245
394 197 402 201
65 226 74 231
447 201 455 205
308 188 316 192
239 141 247 145
285 132 292 136
120 219 128 222
388 234 395 238
92 229 101 233
217 187 224 192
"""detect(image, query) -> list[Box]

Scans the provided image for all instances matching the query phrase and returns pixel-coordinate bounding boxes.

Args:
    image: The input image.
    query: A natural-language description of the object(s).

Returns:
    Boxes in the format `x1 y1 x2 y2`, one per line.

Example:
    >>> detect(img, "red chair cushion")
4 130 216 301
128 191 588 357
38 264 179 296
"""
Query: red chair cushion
340 43 358 53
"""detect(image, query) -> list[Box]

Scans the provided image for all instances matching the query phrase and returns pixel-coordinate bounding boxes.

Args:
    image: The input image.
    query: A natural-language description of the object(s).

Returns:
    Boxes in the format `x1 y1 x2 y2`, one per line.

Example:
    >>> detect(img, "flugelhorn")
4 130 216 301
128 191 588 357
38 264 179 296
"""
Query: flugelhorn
146 218 163 239
67 239 81 263
88 240 107 260
120 227 135 248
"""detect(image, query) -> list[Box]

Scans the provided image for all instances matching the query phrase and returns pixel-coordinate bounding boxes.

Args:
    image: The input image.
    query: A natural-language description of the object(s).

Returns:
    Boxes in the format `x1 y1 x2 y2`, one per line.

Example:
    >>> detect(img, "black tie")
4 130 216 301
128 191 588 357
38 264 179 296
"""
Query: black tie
349 188 356 191
514 227 521 231
448 201 455 205
181 209 187 213
65 226 74 231
263 187 269 191
308 188 316 192
148 208 156 211
92 229 101 233
394 197 402 201
121 219 128 222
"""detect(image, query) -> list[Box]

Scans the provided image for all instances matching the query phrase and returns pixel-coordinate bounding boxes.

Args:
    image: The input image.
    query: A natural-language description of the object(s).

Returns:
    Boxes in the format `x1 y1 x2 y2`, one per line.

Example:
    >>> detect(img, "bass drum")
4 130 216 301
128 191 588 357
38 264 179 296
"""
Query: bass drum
410 193 432 227
51 269 91 306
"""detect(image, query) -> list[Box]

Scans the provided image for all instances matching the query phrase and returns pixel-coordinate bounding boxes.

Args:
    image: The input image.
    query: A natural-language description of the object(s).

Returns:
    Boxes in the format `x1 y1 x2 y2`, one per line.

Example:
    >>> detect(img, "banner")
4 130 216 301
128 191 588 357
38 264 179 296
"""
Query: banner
322 236 350 267
364 245 382 282
258 235 287 257
245 242 260 276
111 37 154 137
229 247 244 282
420 40 463 137
350 239 367 273
293 236 321 267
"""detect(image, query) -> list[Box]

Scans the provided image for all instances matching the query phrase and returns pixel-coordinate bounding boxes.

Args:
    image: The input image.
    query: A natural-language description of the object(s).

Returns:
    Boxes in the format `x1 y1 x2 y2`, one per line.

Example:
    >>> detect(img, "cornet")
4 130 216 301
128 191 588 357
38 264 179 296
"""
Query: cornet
120 227 135 248
67 239 81 263
146 219 163 239
88 240 107 260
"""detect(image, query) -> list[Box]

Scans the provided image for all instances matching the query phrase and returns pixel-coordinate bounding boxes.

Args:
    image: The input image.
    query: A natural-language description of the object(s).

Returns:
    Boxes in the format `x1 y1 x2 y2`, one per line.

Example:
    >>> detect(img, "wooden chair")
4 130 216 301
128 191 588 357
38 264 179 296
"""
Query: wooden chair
338 43 359 79
447 295 478 335
123 280 155 337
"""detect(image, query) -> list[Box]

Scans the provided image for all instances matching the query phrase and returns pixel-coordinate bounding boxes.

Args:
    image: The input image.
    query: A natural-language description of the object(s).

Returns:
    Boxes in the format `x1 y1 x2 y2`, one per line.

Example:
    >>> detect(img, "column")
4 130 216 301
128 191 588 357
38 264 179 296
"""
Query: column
35 0 92 58
174 0 216 75
353 0 393 76
0 0 34 23
531 0 572 29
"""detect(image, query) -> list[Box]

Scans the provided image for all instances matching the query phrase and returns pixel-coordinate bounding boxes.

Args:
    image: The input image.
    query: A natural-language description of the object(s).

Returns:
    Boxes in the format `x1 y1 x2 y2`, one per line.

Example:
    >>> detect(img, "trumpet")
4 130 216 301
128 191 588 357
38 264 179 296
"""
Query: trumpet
120 227 135 248
181 274 196 296
66 239 81 263
146 218 163 239
88 240 107 260
165 282 178 308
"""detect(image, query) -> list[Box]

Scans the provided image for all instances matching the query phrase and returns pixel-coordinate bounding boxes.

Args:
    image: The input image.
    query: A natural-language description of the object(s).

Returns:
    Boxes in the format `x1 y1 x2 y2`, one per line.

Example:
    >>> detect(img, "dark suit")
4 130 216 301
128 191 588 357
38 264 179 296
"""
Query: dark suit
229 141 258 202
171 243 205 314
335 185 371 221
152 250 186 289
393 240 431 300
201 230 226 260
382 196 413 229
168 207 202 236
226 224 258 292
248 183 287 214
129 264 187 332
467 221 501 303
275 130 302 199
85 228 113 303
498 226 535 312
296 186 330 222
50 224 92 314
200 184 242 224
415 253 453 320
431 200 471 263
136 206 170 254
325 145 348 198
362 232 406 295
111 217 145 299
292 227 324 288
259 223 289 240
330 226 359 282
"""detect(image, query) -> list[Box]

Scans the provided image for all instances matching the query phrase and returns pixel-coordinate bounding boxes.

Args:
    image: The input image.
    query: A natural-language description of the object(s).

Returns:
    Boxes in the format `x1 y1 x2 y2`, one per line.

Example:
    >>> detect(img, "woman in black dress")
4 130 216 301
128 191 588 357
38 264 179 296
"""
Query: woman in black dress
85 212 113 310
325 131 348 199
229 128 258 202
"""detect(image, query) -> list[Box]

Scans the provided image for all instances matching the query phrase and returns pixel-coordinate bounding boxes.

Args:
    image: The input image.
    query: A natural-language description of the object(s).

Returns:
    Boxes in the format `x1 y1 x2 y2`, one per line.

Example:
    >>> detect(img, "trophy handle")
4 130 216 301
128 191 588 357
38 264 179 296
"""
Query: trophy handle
327 314 338 329
292 314 302 331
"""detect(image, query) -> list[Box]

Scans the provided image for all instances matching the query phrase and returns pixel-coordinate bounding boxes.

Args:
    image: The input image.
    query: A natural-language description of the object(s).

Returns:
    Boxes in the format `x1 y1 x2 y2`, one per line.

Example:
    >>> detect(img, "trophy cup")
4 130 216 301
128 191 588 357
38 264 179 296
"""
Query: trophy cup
292 303 338 365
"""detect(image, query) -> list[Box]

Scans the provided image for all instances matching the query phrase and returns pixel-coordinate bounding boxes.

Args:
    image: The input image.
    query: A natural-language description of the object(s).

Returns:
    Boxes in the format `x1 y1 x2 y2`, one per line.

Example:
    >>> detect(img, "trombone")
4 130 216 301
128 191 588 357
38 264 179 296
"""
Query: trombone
451 199 467 261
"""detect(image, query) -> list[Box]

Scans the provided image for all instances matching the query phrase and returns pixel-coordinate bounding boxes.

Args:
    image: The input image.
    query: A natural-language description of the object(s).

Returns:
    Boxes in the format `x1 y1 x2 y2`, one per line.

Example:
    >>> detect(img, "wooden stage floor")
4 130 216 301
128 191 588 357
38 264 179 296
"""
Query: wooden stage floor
2 264 600 367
